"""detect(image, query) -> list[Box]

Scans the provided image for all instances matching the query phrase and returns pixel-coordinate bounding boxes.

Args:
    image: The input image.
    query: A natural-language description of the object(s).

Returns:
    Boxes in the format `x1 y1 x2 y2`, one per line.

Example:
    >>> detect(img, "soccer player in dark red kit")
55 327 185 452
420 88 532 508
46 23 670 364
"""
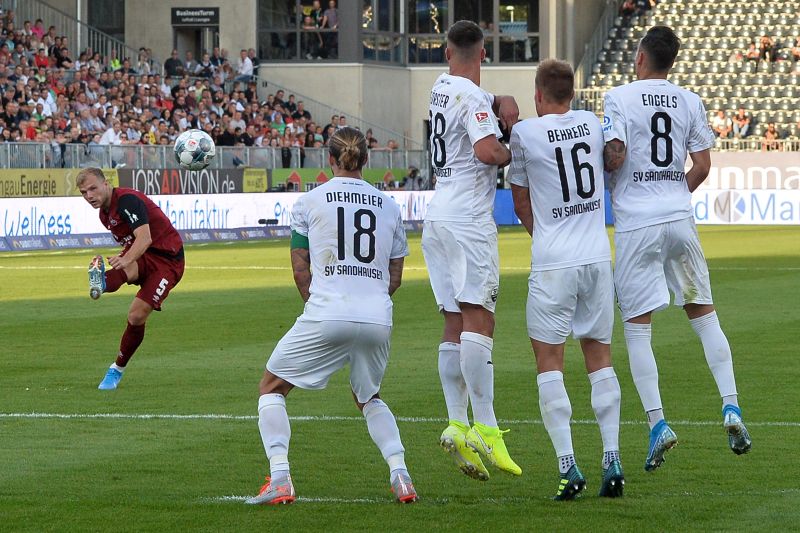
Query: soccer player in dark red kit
77 167 185 390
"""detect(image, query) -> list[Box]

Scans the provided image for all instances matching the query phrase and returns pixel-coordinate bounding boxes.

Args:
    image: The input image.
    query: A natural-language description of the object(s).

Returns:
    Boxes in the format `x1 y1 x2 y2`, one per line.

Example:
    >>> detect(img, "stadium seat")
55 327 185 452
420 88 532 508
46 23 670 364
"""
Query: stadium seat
580 0 800 151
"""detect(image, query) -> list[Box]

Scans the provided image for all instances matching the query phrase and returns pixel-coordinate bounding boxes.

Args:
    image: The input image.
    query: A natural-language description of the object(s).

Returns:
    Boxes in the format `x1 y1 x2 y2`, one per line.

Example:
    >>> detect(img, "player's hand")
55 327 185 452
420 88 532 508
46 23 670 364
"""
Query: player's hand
108 254 131 270
496 95 520 133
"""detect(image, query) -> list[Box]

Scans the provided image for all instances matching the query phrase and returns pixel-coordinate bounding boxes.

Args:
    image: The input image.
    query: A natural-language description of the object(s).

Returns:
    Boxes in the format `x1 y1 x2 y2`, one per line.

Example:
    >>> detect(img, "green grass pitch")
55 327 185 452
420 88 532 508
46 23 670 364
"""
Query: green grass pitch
1 226 798 531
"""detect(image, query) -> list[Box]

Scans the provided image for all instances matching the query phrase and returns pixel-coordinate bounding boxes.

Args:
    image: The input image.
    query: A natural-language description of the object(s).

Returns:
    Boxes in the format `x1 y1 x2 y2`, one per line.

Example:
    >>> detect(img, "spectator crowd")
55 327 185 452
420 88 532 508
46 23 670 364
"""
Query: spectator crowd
0 6 403 163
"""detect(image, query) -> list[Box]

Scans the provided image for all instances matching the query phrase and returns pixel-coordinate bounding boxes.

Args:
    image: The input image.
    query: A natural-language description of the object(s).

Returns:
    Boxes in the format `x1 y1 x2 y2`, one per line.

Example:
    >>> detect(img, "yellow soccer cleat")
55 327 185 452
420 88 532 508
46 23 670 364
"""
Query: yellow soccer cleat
440 421 490 481
465 422 522 476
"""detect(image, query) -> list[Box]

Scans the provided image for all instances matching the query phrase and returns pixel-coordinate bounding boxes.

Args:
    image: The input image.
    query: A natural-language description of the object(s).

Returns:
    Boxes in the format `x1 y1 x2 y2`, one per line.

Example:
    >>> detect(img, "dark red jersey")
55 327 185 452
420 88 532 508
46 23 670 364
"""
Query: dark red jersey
100 188 183 259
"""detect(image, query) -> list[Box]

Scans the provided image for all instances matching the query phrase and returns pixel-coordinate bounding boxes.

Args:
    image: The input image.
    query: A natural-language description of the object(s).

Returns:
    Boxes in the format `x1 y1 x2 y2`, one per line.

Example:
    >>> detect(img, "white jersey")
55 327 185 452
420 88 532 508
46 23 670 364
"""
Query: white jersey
603 79 715 232
290 177 409 326
509 110 611 271
425 73 502 223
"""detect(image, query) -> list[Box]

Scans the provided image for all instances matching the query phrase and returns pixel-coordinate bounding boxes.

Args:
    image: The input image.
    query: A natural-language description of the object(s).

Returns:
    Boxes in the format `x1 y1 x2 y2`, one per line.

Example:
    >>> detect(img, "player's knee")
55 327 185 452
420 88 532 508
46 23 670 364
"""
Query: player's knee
684 303 714 320
259 373 292 396
355 392 381 412
127 309 149 326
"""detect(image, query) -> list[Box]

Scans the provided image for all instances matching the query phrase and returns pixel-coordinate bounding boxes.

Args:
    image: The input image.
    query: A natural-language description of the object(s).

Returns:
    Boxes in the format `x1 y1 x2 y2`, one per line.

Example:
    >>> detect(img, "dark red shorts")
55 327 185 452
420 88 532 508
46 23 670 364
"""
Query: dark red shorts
133 251 185 310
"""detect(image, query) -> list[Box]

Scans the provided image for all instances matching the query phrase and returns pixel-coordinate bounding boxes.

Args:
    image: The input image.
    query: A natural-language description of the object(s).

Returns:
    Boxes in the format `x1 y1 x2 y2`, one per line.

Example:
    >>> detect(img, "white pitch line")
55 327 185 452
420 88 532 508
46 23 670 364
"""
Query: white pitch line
210 495 530 504
1 412 797 427
210 488 800 504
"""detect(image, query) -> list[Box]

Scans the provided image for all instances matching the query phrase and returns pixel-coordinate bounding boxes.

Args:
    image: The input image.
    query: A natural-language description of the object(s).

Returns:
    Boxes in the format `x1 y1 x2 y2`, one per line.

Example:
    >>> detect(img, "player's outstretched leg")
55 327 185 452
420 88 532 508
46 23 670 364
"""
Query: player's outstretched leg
246 393 296 505
723 404 752 455
361 397 418 503
88 255 106 299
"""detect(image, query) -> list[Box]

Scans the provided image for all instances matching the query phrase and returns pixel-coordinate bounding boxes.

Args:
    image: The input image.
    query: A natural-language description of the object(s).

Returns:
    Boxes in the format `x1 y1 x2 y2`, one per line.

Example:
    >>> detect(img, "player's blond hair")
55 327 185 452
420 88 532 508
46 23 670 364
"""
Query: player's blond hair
535 59 575 104
76 167 107 187
329 127 368 171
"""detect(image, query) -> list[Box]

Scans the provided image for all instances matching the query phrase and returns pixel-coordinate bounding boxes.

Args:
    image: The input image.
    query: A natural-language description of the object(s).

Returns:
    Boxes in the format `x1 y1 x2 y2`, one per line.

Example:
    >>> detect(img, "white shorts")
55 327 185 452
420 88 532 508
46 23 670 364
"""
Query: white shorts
614 217 713 321
421 219 500 313
527 262 614 344
266 317 391 403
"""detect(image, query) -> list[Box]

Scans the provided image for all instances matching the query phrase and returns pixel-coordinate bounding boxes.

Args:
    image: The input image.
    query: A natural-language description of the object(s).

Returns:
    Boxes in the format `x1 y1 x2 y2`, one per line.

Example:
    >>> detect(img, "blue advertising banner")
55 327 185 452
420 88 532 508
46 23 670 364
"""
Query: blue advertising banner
7 235 49 251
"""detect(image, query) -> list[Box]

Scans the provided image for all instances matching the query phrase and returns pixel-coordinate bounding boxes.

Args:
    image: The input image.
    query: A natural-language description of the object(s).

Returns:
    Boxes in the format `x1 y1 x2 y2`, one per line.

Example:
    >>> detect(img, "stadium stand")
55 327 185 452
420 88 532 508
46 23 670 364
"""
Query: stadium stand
0 6 421 177
578 0 800 151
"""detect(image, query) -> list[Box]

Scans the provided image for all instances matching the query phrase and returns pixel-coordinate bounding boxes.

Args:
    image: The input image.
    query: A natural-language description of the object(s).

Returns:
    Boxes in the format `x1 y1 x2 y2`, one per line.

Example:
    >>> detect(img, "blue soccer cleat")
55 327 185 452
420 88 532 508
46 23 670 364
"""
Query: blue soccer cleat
645 419 678 472
98 368 123 390
723 405 752 455
88 255 106 300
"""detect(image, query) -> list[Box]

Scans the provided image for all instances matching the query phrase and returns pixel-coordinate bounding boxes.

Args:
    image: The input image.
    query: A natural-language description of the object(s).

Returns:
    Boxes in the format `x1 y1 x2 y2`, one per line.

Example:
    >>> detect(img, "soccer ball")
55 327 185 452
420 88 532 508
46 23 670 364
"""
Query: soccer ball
174 129 216 170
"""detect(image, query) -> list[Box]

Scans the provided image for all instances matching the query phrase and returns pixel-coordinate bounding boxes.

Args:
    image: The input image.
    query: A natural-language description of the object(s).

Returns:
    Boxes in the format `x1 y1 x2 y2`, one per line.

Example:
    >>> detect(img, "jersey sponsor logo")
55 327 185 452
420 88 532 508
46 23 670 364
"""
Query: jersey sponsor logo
602 115 612 133
475 112 490 124
124 209 139 224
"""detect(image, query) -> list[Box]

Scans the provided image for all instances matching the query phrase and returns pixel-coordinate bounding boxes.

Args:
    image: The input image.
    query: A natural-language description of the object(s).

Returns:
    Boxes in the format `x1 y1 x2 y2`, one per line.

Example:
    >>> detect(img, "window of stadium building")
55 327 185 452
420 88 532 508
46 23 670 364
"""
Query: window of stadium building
257 0 339 61
258 0 538 64
409 0 539 64
88 0 126 43
362 0 404 63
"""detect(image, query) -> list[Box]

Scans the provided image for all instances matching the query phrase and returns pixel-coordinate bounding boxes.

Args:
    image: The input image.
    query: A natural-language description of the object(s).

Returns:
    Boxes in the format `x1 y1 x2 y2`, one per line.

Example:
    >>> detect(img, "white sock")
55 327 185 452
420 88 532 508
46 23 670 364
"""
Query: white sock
362 398 406 480
110 363 125 373
624 322 664 426
689 311 738 407
558 454 576 474
257 393 291 478
647 408 665 428
438 342 469 424
602 450 620 469
537 371 573 468
589 367 621 456
460 332 497 427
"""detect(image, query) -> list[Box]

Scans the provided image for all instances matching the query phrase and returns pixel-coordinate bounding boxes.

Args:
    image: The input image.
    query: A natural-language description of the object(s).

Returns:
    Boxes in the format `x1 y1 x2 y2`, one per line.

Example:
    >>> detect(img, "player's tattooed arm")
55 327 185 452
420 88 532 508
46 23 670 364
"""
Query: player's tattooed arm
290 248 312 302
388 257 404 296
603 139 627 171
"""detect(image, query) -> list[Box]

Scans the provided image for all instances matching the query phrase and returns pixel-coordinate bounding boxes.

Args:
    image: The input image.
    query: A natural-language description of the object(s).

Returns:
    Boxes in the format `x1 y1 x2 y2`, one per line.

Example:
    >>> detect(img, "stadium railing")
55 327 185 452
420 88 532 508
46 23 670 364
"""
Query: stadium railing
1 141 430 174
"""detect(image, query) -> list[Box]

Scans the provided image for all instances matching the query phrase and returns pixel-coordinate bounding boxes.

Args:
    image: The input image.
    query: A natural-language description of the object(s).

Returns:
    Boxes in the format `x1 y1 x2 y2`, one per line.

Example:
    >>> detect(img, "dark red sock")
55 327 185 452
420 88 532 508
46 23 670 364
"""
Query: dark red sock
116 321 146 367
105 268 128 293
